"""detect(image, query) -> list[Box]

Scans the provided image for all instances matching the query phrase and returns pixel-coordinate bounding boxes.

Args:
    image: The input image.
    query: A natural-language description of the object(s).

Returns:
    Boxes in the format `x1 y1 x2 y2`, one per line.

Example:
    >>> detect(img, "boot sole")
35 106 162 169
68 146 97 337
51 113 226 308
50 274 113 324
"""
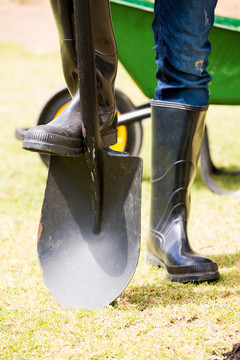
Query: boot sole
23 130 117 157
23 139 83 157
146 253 220 283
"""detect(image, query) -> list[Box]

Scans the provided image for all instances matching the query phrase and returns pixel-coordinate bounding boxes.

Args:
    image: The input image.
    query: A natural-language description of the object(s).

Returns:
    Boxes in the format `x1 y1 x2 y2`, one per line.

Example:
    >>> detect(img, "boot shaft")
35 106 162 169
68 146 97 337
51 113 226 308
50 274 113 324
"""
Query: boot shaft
50 0 118 102
147 101 220 282
50 0 118 142
150 100 207 232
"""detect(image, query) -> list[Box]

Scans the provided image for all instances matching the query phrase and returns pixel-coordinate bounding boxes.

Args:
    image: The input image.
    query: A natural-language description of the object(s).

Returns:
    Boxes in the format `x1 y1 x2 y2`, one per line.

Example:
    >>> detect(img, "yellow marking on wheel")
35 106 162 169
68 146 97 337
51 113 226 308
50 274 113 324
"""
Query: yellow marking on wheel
54 102 70 118
110 125 127 152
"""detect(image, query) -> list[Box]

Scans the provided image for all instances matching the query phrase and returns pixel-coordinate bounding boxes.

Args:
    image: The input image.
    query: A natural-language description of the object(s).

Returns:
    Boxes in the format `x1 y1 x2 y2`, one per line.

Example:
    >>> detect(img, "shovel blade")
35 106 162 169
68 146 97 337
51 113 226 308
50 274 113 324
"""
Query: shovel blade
38 154 142 309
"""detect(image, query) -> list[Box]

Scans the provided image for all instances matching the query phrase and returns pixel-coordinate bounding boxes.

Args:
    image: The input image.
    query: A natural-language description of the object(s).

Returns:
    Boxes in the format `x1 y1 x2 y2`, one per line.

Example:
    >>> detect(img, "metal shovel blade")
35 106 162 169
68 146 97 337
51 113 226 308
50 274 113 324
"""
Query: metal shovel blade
38 152 142 309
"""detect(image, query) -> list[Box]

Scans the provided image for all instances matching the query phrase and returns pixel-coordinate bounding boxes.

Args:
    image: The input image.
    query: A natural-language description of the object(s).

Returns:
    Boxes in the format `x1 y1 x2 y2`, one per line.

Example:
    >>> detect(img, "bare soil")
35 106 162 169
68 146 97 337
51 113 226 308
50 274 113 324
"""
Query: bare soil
222 343 240 360
0 0 58 52
0 0 240 52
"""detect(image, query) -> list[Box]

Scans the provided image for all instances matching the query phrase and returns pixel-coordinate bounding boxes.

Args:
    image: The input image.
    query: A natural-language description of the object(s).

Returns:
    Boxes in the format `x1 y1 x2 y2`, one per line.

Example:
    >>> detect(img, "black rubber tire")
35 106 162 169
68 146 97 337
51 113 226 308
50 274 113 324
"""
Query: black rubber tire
36 87 143 166
114 88 143 157
36 86 72 166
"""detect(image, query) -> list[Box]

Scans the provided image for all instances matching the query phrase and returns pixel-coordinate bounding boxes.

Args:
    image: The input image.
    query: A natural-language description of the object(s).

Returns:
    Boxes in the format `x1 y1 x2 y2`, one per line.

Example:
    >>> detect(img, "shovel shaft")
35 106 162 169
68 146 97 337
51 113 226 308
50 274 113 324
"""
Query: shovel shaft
73 0 103 232
73 0 100 146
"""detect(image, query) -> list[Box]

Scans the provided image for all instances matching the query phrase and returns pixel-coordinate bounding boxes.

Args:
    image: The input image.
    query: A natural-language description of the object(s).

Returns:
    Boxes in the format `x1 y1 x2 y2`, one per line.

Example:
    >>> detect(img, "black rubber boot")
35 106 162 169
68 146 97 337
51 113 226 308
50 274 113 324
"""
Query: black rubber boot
23 0 118 156
146 100 220 283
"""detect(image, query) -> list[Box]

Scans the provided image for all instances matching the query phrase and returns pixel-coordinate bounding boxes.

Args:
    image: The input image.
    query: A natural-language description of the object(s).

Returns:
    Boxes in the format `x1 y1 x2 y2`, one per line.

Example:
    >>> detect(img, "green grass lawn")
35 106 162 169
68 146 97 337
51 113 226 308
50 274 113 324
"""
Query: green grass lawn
1 43 240 359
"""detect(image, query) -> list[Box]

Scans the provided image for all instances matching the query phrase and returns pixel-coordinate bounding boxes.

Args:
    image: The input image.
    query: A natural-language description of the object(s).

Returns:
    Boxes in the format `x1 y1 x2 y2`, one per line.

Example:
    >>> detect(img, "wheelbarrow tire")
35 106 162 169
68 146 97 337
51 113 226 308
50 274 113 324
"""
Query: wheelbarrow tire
36 86 72 167
36 87 143 166
114 88 143 157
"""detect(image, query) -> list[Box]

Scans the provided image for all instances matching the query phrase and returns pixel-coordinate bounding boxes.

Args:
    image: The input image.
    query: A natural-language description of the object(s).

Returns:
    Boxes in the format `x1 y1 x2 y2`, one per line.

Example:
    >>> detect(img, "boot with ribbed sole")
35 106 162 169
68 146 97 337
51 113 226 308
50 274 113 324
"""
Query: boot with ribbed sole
23 0 117 156
146 100 220 283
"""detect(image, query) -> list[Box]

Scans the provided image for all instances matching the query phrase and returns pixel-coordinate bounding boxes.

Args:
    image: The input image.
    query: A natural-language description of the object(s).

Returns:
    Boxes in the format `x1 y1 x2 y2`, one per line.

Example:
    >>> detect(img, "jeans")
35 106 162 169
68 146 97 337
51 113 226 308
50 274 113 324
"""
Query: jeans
152 0 218 106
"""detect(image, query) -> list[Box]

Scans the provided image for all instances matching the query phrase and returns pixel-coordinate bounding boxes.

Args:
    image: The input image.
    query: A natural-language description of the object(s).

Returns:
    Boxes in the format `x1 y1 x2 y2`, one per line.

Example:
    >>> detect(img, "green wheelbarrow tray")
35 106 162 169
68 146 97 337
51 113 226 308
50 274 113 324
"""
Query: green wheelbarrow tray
110 0 240 195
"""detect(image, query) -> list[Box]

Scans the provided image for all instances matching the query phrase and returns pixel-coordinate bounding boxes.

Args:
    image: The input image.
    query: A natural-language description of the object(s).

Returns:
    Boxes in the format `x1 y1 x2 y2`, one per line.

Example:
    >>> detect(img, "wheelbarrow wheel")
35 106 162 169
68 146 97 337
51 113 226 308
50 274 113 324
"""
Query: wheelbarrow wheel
111 89 143 156
36 86 143 166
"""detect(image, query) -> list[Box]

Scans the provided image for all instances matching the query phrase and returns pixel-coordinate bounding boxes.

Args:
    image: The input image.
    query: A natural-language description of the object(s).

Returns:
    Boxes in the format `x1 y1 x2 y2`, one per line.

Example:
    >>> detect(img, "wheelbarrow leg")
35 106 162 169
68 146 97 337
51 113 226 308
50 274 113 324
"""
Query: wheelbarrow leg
200 126 240 196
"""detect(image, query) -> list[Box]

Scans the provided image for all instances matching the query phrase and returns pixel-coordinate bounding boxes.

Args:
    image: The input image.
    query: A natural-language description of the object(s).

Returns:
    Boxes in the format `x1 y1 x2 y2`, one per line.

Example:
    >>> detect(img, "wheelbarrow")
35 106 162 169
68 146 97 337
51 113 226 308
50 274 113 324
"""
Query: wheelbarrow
16 0 240 195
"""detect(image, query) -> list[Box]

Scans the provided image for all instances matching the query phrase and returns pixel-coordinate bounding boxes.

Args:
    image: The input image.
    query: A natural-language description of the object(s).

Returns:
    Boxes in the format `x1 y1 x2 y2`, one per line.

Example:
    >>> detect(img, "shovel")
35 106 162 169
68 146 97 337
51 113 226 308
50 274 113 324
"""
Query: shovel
37 0 143 309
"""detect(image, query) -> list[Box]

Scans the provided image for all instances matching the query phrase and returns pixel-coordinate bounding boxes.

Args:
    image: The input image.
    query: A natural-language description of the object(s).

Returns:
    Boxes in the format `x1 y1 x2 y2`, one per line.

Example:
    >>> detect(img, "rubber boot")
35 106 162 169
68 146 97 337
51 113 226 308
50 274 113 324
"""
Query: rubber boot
49 0 78 98
23 0 118 156
146 100 220 283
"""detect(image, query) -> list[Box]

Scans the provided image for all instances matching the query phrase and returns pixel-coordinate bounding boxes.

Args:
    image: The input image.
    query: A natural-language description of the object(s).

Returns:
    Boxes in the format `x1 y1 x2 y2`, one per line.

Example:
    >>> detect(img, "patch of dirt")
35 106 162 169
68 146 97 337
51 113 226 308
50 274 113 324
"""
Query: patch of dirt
222 343 240 360
0 0 58 52
0 0 240 52
216 1 240 19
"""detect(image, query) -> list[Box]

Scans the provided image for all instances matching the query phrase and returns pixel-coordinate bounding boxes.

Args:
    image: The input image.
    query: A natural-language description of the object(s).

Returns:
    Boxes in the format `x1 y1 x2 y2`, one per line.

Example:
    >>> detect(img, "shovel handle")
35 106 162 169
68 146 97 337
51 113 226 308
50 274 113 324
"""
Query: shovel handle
73 0 103 233
73 0 102 148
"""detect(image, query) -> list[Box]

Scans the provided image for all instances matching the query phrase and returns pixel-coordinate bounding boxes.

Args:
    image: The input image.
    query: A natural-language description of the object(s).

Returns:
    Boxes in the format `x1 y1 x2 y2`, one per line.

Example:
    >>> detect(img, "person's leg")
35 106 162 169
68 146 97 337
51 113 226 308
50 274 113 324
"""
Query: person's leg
152 0 217 106
147 0 220 282
50 0 78 97
23 0 118 156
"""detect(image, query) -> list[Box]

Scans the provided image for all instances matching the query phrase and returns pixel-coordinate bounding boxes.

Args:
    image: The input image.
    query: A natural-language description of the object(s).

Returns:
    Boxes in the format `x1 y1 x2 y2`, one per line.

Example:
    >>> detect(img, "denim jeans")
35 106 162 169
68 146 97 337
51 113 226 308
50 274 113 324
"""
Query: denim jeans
152 0 218 106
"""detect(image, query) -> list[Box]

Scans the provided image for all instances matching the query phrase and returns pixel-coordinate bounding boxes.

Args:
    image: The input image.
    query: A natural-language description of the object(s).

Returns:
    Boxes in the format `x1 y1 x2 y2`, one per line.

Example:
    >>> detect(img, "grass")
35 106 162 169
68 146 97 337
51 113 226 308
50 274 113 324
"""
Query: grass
1 42 240 359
